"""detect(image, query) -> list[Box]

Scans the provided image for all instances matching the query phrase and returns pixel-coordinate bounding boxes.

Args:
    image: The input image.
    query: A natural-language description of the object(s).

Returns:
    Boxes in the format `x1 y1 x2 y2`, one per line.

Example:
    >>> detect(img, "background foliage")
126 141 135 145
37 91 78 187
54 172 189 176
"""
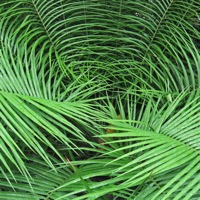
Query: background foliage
0 0 200 199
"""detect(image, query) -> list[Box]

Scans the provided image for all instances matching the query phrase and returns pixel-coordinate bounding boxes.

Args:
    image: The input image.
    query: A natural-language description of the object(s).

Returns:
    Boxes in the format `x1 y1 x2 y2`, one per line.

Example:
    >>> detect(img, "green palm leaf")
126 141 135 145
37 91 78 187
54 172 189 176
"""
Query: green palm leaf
95 90 200 199
0 0 199 199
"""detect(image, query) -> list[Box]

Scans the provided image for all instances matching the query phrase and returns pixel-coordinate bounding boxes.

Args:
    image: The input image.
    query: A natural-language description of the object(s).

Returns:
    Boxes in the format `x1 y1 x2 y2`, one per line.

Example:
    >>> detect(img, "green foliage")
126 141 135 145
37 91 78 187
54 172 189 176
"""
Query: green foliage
0 0 200 199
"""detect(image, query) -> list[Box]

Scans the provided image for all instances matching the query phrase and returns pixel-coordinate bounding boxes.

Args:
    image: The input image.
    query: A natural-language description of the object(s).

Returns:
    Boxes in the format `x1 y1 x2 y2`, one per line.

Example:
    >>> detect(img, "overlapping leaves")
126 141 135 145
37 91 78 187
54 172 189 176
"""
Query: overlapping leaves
0 0 200 199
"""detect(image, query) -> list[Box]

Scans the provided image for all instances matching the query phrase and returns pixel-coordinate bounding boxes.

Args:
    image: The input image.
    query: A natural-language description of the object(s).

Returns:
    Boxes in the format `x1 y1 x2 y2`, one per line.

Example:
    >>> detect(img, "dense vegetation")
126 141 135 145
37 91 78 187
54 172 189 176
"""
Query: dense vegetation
0 0 200 199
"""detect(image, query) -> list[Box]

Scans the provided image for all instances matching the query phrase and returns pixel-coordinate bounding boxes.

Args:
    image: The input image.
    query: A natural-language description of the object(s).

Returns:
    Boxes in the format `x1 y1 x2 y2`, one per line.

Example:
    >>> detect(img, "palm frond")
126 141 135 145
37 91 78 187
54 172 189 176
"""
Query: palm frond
0 0 200 199
95 90 200 199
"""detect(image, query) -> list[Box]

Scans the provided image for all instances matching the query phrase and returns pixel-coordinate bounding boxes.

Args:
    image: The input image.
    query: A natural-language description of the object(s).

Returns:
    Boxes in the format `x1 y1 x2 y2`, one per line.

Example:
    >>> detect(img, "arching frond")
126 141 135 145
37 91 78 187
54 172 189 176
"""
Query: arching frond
0 0 199 199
